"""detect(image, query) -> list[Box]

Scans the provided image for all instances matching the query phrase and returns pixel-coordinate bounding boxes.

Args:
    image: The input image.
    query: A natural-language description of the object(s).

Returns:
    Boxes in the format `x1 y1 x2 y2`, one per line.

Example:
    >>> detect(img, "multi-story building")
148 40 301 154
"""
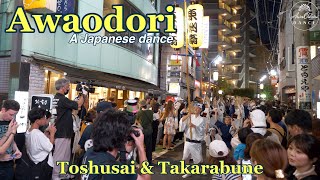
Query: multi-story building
0 0 161 108
278 0 320 110
202 0 269 94
159 0 197 100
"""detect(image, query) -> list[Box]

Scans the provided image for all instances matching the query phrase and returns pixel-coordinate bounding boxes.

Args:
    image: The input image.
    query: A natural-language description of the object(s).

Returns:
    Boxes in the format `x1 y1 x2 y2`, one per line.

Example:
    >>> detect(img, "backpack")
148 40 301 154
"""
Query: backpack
269 127 288 148
15 147 52 180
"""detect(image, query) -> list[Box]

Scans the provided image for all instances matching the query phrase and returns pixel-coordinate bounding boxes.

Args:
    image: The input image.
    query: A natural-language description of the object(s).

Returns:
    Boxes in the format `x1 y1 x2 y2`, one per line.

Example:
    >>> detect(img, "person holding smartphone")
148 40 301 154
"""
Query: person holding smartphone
0 100 21 180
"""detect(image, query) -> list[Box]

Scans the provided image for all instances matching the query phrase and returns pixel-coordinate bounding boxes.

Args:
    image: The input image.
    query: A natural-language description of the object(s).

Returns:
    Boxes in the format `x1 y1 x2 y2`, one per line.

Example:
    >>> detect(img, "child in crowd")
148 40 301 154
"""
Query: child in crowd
233 127 253 161
239 133 264 180
208 140 240 180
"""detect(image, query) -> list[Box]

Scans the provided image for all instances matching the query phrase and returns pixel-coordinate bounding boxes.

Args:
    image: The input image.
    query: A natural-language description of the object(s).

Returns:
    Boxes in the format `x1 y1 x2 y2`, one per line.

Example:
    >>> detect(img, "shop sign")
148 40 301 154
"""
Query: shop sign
169 71 180 77
14 91 29 133
200 16 209 49
168 83 180 94
296 46 312 110
56 0 77 14
310 31 320 41
116 86 126 90
169 60 182 66
32 94 54 111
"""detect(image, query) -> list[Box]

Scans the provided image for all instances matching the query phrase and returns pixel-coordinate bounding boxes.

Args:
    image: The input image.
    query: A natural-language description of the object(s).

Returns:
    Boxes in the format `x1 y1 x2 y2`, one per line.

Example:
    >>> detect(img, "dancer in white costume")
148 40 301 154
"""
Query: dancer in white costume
179 102 206 178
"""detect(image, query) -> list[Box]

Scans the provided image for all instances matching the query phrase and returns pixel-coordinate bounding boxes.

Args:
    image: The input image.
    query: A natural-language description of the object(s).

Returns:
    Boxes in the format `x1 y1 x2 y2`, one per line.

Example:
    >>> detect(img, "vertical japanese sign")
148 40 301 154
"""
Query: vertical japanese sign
14 91 29 133
170 6 184 49
56 0 76 14
296 46 312 110
187 3 204 49
200 16 209 49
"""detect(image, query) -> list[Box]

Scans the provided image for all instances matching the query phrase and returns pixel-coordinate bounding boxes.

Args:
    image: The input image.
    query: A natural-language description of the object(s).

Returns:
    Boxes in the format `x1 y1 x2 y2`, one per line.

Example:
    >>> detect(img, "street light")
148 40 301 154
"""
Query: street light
260 84 264 90
209 55 223 97
218 90 223 95
260 75 267 82
270 69 277 76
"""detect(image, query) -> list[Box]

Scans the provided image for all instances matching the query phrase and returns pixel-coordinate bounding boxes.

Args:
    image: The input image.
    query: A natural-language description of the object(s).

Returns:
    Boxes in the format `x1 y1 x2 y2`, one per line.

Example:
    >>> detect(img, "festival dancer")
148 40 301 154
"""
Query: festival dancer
179 102 206 178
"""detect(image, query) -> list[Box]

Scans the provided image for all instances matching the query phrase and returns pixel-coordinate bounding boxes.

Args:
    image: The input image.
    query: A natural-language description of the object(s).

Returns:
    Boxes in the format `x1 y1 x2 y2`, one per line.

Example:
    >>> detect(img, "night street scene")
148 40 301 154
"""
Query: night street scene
0 0 320 180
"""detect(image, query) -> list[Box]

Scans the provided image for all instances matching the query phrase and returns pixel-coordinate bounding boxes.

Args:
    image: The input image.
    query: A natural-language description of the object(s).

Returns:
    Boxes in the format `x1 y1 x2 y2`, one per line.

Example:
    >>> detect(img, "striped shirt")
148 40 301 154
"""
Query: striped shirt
212 173 240 180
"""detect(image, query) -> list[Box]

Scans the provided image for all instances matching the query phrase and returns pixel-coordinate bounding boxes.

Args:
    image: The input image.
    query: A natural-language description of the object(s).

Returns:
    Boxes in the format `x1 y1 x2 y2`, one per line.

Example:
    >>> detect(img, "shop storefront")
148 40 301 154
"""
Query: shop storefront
40 63 150 110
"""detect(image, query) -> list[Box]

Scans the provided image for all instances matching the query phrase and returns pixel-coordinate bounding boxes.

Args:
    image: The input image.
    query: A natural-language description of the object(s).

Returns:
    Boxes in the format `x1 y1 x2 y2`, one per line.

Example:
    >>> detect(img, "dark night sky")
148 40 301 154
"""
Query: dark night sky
247 0 281 50
175 0 281 50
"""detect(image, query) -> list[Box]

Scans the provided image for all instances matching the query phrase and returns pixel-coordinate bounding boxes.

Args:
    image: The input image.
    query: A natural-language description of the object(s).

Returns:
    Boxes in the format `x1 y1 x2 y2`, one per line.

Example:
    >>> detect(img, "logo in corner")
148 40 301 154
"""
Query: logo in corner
290 1 319 31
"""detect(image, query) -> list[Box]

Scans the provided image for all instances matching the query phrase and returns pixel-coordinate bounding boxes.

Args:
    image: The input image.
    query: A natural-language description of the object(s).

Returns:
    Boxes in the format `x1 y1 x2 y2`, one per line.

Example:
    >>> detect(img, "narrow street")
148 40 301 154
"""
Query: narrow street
152 140 210 180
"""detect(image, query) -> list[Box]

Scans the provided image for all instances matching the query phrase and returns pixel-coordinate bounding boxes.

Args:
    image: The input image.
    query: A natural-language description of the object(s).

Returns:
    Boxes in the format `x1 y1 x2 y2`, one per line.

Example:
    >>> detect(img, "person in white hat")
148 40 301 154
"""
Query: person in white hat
208 140 240 180
179 102 206 178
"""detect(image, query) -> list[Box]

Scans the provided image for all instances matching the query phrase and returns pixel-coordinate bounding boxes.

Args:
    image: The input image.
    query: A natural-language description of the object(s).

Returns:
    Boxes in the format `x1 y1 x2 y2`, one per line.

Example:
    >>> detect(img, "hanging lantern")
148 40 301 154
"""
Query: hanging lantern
170 5 184 49
187 1 204 50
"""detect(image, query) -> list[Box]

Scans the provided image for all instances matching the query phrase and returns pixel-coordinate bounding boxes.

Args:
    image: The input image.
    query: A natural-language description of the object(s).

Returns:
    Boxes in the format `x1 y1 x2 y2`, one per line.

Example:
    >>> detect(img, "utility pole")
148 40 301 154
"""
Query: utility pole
292 0 313 111
8 0 30 99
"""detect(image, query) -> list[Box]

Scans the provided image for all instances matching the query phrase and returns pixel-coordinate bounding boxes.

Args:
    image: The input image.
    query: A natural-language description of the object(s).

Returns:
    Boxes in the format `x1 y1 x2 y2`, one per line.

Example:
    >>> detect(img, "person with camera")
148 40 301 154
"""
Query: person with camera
81 109 151 180
52 78 85 180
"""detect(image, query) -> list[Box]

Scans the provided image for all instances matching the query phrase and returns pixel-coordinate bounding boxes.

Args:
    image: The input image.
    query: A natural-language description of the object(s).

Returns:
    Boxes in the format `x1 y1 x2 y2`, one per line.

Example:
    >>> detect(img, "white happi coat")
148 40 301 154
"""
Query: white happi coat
180 114 206 164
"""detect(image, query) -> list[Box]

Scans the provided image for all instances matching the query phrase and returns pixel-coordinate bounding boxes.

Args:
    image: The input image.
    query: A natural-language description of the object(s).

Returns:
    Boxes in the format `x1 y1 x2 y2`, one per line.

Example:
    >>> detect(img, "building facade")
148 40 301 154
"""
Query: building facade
278 0 320 111
202 0 268 94
0 0 161 108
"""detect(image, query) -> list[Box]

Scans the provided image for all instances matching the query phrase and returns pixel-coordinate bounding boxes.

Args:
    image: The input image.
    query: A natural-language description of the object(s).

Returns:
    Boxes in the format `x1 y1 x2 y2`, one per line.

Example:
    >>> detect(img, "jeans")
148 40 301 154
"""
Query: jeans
0 161 14 180
144 133 153 164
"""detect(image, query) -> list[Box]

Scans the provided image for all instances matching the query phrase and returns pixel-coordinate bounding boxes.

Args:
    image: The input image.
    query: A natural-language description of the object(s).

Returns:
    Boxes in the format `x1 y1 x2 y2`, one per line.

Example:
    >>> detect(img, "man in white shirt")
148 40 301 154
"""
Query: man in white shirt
179 102 206 178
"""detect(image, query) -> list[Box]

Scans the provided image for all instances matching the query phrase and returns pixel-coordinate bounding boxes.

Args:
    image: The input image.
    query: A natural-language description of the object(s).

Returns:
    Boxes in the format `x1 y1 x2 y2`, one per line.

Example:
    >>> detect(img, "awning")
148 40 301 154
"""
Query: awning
31 56 164 93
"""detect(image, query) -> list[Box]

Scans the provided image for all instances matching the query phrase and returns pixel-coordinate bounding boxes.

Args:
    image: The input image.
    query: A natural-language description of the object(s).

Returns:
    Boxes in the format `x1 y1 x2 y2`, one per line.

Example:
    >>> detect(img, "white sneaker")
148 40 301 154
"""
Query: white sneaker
182 174 192 178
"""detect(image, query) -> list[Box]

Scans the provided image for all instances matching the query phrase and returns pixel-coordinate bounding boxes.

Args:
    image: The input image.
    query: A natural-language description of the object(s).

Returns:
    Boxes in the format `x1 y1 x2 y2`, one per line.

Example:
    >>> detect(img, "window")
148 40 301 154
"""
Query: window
103 0 154 63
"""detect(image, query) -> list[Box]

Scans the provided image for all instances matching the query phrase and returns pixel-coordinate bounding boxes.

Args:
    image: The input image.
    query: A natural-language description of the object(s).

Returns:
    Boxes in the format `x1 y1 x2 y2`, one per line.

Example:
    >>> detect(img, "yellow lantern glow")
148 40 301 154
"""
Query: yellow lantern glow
24 0 57 13
187 3 204 50
170 6 184 49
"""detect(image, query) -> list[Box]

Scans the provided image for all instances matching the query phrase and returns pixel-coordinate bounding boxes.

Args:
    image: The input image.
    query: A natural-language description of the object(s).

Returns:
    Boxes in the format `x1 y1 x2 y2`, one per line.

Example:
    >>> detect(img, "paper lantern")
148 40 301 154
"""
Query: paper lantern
170 6 184 49
24 0 57 13
187 2 204 50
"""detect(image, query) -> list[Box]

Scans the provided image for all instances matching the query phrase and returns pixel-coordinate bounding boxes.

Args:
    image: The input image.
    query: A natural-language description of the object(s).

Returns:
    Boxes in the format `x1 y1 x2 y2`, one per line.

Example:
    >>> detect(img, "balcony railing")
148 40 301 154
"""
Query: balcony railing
219 18 232 29
218 35 232 44
219 2 231 14
229 0 245 7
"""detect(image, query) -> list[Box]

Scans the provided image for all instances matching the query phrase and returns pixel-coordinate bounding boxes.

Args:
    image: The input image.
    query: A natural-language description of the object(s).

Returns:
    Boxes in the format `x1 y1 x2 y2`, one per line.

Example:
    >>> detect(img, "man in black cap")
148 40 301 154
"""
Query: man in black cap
78 101 112 150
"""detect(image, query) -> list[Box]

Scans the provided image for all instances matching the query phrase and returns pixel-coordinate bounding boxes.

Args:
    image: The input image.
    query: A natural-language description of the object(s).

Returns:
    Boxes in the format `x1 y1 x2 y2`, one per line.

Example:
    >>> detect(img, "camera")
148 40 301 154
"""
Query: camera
76 81 95 94
127 125 140 141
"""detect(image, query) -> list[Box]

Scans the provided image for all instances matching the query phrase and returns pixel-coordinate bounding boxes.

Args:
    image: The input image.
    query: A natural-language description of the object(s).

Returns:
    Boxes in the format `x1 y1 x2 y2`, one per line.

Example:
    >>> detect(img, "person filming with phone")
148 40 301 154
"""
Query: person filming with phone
0 100 21 180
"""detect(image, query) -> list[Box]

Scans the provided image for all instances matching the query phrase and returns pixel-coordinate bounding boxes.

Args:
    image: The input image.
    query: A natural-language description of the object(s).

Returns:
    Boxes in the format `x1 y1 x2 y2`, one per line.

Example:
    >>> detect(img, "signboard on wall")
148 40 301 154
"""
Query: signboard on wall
169 60 182 66
31 94 54 111
296 46 312 110
14 91 29 133
200 16 209 49
56 0 77 14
